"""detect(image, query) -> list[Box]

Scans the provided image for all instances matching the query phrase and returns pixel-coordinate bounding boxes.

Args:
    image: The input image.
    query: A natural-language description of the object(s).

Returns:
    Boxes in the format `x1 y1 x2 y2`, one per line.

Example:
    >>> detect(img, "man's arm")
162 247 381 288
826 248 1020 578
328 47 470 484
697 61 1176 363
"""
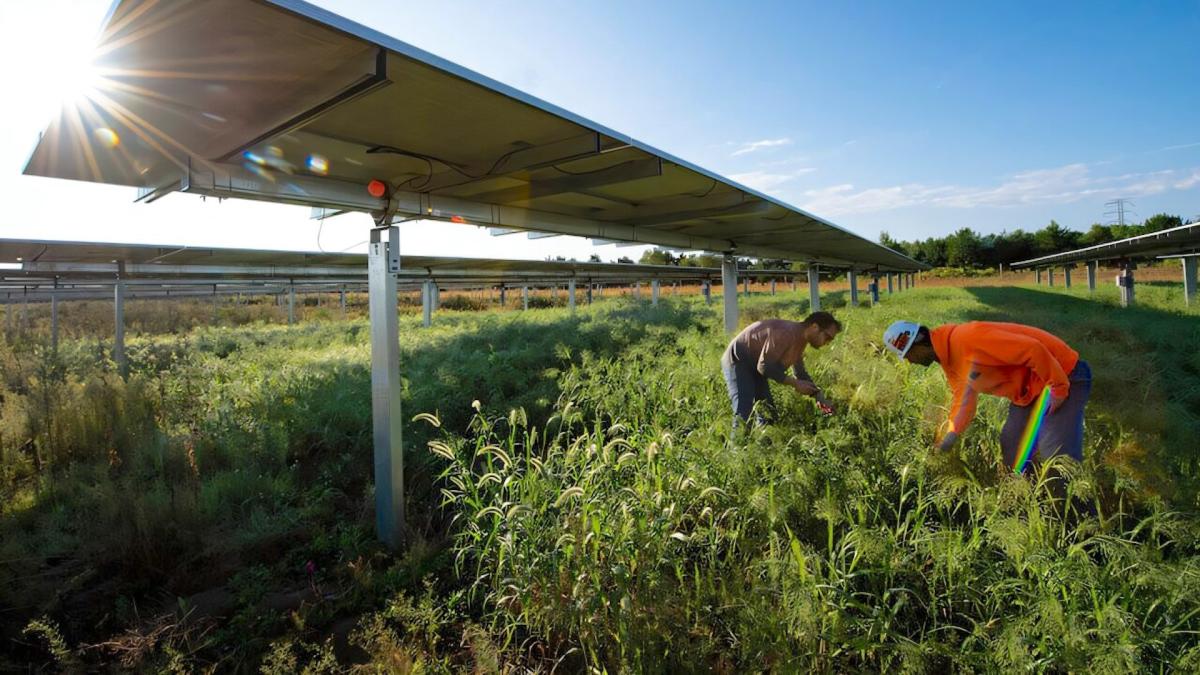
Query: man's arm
942 372 979 448
792 361 812 383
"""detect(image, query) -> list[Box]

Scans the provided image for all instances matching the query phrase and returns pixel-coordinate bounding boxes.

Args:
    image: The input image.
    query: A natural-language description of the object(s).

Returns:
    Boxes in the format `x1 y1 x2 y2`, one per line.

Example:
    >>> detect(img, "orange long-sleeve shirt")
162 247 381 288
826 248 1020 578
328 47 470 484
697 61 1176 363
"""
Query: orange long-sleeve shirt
932 322 1079 435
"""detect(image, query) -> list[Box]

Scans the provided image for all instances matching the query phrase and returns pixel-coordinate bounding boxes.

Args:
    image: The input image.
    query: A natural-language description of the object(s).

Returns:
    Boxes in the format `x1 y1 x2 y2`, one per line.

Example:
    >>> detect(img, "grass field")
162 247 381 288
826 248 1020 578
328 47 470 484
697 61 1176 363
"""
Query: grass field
1 280 1198 671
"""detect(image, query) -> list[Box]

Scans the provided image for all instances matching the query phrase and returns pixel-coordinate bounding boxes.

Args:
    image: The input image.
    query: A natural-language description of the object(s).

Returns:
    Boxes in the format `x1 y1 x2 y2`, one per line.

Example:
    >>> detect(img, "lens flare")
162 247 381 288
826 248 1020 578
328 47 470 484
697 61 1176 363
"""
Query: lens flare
1013 386 1052 474
243 150 266 165
93 127 120 148
306 154 329 175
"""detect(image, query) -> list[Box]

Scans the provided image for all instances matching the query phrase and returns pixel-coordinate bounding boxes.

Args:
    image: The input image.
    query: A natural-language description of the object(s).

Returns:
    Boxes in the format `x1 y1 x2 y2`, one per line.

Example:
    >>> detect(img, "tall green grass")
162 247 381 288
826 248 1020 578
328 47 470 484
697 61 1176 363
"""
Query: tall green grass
2 285 1198 670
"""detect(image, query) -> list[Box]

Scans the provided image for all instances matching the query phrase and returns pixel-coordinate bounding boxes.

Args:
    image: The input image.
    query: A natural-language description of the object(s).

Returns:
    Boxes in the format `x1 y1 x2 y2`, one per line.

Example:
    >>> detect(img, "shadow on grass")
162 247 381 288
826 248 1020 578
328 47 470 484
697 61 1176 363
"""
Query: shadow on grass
0 301 717 662
961 286 1200 500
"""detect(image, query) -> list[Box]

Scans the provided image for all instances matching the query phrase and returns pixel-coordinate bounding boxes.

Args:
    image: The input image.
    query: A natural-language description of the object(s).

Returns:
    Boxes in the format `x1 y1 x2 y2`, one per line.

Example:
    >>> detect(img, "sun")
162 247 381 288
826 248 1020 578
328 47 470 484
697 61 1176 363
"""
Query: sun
46 39 105 108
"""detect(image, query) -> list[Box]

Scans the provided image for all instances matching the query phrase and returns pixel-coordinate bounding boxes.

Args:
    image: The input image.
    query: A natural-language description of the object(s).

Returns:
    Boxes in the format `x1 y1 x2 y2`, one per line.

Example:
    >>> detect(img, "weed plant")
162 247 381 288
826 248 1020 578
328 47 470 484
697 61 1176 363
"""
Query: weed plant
2 285 1198 670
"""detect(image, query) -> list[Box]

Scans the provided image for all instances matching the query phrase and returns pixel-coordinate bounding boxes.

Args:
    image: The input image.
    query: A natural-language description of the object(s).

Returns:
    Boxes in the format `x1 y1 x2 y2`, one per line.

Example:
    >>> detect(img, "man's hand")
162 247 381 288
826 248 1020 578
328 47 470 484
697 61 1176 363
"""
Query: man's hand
937 432 959 452
792 379 818 396
814 393 835 416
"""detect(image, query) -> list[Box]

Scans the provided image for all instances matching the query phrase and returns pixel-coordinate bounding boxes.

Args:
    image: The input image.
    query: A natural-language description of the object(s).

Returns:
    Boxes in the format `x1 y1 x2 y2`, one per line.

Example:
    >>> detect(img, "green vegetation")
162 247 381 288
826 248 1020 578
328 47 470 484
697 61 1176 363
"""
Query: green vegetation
2 282 1198 670
880 213 1188 269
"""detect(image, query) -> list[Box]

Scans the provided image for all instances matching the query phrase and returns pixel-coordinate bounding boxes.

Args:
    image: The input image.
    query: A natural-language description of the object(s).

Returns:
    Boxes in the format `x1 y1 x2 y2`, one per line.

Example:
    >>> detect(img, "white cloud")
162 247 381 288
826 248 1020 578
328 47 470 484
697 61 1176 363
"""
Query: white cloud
1157 141 1200 152
731 138 792 156
1174 170 1200 191
728 167 816 192
799 163 1200 216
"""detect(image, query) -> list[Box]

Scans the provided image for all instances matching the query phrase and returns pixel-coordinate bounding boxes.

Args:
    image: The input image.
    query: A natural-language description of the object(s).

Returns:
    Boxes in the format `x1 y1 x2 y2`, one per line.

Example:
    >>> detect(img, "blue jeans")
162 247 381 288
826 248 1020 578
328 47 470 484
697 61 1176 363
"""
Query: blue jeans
999 360 1092 472
722 355 774 428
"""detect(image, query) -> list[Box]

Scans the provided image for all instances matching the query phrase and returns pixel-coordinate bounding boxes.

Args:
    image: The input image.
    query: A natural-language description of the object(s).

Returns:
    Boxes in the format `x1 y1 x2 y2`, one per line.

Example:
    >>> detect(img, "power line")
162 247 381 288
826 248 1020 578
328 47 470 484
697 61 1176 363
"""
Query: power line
1104 198 1136 227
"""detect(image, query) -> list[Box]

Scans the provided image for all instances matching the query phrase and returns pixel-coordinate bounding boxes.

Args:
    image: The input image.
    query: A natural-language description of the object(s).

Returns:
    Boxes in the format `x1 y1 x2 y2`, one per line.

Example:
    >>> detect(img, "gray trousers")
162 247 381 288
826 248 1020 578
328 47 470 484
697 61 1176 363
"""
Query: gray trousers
722 356 775 428
999 360 1092 473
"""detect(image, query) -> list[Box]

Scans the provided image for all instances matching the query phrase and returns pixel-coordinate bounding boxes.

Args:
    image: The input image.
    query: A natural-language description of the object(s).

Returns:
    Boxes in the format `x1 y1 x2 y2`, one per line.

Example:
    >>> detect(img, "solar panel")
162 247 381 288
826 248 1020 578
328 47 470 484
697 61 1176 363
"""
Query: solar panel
0 238 730 281
23 0 922 271
1011 221 1200 268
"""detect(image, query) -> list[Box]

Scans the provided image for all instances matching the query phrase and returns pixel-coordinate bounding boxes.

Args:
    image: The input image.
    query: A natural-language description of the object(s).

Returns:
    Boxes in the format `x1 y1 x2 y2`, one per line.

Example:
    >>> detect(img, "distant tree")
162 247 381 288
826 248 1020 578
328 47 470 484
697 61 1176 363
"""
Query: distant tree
880 231 902 250
916 236 948 267
679 253 724 268
638 248 679 266
945 228 984 267
588 254 602 262
992 229 1036 264
617 256 634 264
1141 213 1183 233
1078 223 1114 247
1034 220 1080 256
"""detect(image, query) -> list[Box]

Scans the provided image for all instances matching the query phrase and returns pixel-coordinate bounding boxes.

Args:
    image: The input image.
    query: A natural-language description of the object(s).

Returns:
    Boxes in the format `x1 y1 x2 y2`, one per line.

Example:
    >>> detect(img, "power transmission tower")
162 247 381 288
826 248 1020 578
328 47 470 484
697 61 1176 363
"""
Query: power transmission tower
1104 198 1136 227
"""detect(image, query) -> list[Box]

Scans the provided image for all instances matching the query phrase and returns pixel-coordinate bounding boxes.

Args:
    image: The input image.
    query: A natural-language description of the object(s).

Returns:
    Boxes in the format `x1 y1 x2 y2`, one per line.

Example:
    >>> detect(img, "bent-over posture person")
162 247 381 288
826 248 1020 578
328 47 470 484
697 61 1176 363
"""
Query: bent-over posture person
882 320 1091 473
721 312 841 427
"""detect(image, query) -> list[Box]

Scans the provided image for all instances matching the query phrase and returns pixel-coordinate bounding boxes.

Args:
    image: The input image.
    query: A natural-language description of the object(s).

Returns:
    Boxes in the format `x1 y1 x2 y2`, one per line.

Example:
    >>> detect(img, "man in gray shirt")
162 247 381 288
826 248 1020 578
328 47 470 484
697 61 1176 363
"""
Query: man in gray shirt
720 311 842 427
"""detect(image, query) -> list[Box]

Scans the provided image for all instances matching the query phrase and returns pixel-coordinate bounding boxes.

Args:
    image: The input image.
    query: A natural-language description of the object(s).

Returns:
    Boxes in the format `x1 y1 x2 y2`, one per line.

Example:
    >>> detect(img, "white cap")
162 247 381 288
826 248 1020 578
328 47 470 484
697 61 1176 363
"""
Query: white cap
883 320 921 359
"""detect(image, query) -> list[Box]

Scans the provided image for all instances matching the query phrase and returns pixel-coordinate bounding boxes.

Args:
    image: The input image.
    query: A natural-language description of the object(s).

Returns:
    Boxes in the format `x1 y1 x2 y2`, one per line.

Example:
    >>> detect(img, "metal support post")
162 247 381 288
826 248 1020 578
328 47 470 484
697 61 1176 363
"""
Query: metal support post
1087 261 1097 293
500 286 507 307
870 275 881 306
848 270 859 306
340 288 346 316
431 285 440 311
1063 266 1072 288
1117 262 1136 307
586 284 593 305
651 279 660 306
722 255 739 334
703 280 712 304
114 277 127 377
743 277 749 296
422 279 433 327
1183 257 1197 306
887 273 894 294
808 266 821 311
770 278 776 296
522 286 529 310
791 277 797 292
1036 268 1043 285
50 292 59 353
568 279 577 313
368 225 404 549
288 284 296 325
1048 267 1055 287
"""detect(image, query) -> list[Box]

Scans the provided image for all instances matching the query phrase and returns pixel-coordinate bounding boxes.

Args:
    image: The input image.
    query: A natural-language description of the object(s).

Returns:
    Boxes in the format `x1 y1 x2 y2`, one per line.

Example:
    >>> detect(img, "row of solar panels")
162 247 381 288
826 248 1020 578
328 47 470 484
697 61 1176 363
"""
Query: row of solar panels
23 0 925 272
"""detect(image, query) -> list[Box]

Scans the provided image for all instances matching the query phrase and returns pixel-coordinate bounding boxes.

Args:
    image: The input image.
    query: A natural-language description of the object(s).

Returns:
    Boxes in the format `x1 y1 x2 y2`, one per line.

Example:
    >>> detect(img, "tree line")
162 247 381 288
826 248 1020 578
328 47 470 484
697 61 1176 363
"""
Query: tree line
580 212 1188 270
878 213 1187 269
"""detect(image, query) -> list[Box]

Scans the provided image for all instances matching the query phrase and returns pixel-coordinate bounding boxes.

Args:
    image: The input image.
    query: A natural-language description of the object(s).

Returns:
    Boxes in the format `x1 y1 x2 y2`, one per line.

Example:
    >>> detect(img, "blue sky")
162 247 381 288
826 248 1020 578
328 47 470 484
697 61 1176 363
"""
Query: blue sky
1 0 1197 258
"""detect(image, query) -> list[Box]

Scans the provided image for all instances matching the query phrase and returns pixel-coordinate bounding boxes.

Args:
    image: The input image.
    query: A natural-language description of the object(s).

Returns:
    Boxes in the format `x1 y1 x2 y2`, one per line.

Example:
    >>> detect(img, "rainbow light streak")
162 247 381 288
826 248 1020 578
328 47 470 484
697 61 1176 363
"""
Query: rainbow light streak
1013 386 1052 474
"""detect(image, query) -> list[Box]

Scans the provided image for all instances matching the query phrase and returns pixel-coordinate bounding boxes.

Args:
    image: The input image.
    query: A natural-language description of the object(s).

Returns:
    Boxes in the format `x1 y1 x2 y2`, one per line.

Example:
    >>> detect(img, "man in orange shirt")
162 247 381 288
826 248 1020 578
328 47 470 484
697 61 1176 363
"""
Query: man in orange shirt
721 312 841 428
883 320 1092 471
